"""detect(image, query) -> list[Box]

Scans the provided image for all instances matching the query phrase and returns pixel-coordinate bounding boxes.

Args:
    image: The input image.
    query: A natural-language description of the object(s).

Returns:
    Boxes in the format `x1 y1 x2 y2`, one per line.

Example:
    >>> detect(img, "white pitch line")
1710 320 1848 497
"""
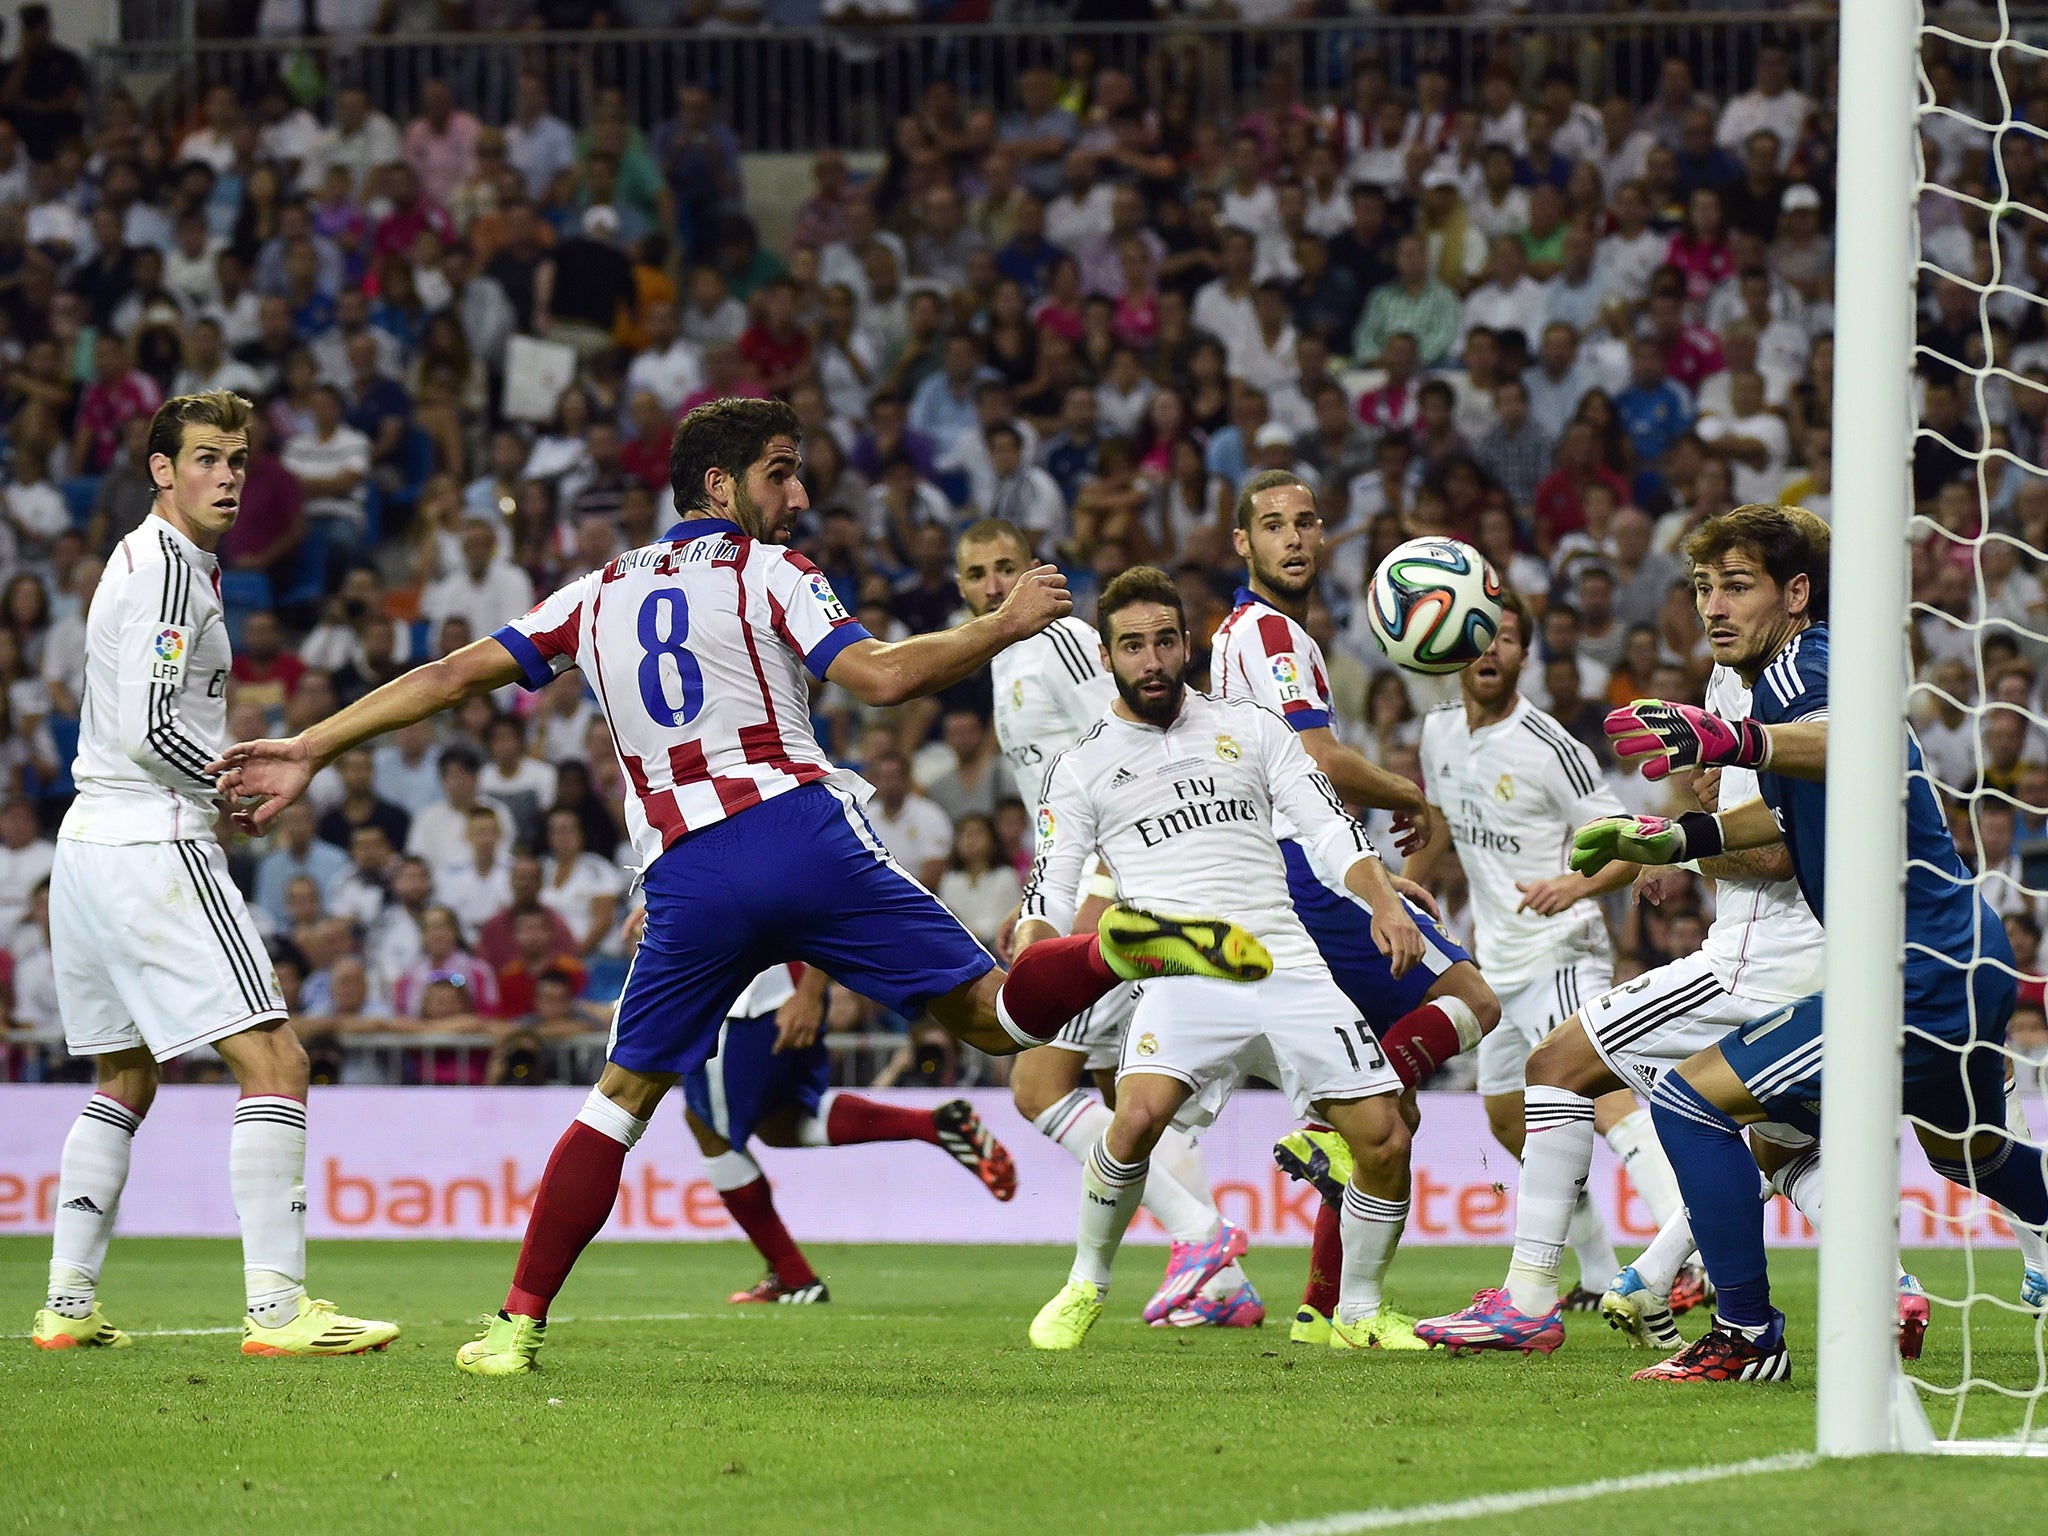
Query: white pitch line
5 1308 939 1341
1183 1452 1821 1536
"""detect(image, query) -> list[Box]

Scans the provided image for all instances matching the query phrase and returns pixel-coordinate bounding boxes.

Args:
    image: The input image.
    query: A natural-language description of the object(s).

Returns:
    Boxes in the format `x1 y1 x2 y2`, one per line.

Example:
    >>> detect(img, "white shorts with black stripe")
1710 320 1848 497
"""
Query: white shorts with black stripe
1580 950 1766 1097
1478 955 1612 1096
1044 979 1139 1072
52 837 286 1062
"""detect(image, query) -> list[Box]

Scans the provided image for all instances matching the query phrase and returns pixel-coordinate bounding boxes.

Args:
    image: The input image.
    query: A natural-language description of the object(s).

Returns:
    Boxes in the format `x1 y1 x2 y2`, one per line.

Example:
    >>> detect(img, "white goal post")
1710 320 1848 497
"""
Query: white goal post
1816 0 1919 1460
1820 0 2048 1458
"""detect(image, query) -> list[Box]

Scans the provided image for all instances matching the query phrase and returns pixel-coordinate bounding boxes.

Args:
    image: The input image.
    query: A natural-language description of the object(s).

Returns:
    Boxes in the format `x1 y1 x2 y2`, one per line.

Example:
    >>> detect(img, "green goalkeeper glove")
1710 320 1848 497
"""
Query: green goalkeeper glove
1569 813 1723 876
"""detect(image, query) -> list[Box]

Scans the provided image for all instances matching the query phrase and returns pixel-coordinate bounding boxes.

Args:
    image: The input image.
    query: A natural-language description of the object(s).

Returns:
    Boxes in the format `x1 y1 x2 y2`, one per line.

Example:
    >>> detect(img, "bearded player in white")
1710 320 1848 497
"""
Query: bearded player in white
959 517 1260 1328
1398 593 1685 1329
31 391 397 1356
1018 566 1475 1352
1416 659 1826 1354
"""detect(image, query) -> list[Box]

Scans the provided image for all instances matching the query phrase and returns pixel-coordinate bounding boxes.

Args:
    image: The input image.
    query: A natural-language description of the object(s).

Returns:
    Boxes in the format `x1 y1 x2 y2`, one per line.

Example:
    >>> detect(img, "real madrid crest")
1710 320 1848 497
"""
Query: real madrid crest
1494 773 1514 802
1215 734 1240 762
1011 678 1025 708
1135 1032 1158 1056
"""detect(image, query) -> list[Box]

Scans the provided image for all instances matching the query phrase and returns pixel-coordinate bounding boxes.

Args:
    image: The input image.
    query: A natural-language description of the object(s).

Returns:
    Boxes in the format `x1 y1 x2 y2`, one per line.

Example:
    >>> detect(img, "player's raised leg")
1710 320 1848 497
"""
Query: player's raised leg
34 1052 153 1349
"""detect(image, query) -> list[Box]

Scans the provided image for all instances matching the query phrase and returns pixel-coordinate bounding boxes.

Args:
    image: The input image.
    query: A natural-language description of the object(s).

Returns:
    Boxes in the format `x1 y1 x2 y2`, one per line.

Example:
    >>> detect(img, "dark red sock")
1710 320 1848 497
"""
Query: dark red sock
997 935 1119 1041
1303 1198 1342 1315
505 1121 628 1320
1379 1002 1464 1089
720 1177 817 1288
825 1093 940 1146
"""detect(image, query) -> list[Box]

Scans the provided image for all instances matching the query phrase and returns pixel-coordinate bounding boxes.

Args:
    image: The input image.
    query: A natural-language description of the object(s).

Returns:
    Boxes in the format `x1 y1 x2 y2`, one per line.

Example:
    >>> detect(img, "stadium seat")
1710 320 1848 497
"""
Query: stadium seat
62 477 100 528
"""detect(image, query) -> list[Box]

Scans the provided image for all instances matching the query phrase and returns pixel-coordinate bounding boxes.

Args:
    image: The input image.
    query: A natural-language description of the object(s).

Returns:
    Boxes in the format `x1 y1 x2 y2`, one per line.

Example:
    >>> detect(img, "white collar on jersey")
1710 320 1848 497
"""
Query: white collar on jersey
145 511 220 573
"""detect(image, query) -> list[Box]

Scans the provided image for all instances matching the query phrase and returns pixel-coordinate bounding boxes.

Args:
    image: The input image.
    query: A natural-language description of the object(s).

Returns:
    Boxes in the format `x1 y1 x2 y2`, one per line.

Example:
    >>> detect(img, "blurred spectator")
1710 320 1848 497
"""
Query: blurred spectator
254 801 350 926
391 905 499 1018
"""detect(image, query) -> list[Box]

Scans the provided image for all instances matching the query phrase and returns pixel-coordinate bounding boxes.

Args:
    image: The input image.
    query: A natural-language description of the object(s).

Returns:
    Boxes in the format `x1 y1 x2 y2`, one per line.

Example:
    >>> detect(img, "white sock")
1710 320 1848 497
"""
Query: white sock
1568 1189 1620 1294
575 1085 649 1148
703 1148 764 1191
1607 1107 1684 1229
47 1093 141 1318
1071 1139 1147 1289
231 1096 310 1326
793 1089 837 1148
1769 1148 1903 1284
1633 1204 1699 1297
1035 1092 1217 1243
1506 1087 1595 1316
1336 1183 1408 1323
1154 1127 1245 1296
2005 1090 2048 1277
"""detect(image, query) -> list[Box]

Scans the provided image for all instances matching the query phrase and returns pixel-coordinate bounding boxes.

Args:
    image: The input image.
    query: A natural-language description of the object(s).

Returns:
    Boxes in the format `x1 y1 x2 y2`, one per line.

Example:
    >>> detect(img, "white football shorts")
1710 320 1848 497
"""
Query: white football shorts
1117 966 1403 1127
52 838 287 1062
1045 980 1139 1073
1479 955 1613 1097
1581 950 1767 1095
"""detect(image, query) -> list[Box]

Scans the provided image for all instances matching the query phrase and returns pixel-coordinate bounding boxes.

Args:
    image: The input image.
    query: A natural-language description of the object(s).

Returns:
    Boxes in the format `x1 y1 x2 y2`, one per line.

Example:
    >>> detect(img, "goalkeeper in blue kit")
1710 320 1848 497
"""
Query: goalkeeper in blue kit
1573 504 2048 1382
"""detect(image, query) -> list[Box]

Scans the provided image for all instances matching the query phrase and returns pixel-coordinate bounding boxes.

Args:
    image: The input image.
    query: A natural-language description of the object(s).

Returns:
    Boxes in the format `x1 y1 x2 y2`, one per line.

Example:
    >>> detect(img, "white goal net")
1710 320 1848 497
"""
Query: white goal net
1829 0 2048 1456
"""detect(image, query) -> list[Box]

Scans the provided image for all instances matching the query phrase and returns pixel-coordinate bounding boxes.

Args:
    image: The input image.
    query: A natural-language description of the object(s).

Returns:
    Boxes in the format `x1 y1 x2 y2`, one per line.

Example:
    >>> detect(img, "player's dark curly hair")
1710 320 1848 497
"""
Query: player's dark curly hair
1096 565 1185 647
1684 503 1831 621
669 397 803 515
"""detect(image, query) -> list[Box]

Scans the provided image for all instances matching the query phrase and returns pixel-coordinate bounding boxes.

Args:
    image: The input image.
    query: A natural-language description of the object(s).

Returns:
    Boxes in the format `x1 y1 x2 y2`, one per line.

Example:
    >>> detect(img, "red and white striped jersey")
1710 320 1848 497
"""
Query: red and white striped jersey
1210 587 1334 850
493 518 872 870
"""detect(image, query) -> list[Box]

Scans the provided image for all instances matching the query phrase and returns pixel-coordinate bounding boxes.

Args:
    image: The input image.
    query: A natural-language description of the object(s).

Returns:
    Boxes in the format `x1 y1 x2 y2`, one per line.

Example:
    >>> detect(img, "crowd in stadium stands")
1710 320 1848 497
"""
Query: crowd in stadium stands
0 7 2044 1084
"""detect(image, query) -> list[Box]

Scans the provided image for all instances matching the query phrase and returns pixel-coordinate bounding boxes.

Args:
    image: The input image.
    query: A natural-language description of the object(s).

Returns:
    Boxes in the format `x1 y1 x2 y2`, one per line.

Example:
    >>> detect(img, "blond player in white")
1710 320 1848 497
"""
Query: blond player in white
1399 593 1684 1319
1417 660 1826 1354
32 390 396 1357
958 517 1260 1328
1017 566 1475 1352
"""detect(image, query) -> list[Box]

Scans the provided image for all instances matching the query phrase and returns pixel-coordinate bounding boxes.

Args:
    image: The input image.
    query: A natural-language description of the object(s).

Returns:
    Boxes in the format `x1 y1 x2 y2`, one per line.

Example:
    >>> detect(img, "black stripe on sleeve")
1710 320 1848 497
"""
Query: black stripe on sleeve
1046 622 1094 685
1523 715 1597 798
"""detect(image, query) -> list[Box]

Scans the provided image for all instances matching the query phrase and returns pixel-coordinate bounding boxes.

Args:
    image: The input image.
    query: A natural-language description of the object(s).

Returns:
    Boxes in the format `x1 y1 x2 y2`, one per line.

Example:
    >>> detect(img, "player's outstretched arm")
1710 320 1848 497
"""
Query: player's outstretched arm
1569 795 1783 877
1296 725 1427 816
1515 857 1639 916
1342 854 1425 977
1606 700 1828 783
210 637 525 831
827 563 1071 707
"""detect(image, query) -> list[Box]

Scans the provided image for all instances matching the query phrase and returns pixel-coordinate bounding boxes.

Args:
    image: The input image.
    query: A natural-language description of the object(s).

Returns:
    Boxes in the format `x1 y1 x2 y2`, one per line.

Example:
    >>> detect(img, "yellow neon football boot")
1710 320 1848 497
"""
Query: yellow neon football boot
31 1304 131 1350
1330 1303 1429 1351
1028 1281 1105 1351
1273 1125 1354 1205
1290 1304 1332 1346
241 1296 399 1357
1098 906 1273 983
455 1311 546 1376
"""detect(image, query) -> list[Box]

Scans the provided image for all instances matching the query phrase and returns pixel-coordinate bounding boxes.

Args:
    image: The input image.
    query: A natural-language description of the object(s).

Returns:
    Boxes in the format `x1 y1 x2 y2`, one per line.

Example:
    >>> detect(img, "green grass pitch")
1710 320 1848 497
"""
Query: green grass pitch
2 1238 2043 1535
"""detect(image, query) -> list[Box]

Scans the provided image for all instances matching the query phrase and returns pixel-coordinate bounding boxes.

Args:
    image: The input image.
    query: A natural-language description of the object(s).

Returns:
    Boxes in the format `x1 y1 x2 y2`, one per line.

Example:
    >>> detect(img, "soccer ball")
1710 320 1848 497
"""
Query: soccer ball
1365 537 1505 676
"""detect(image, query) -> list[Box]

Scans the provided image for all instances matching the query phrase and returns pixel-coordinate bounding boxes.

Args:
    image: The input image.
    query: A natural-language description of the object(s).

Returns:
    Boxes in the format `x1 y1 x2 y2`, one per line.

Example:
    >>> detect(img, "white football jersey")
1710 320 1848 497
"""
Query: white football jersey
727 962 800 1019
63 518 232 846
496 517 872 872
1418 695 1622 987
1210 588 1335 847
1699 665 1826 1001
1023 690 1375 971
990 615 1116 804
